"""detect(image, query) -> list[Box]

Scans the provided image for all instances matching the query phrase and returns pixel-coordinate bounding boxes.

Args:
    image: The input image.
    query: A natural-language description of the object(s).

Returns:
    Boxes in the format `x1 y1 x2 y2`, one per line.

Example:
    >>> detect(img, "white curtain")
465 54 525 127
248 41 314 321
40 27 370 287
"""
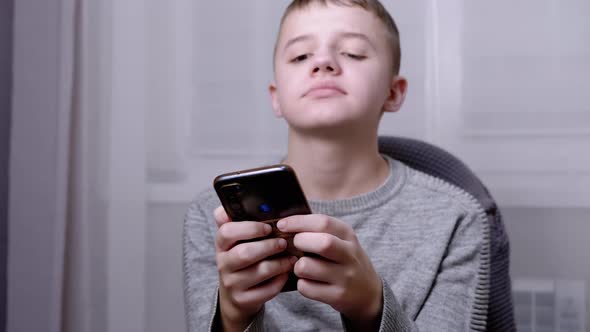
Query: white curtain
10 0 148 331
62 0 148 331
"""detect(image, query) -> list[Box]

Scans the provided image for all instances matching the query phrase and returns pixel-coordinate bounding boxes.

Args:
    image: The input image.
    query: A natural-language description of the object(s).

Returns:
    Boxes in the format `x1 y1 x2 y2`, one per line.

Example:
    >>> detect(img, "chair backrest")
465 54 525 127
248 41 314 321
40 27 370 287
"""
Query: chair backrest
378 135 515 331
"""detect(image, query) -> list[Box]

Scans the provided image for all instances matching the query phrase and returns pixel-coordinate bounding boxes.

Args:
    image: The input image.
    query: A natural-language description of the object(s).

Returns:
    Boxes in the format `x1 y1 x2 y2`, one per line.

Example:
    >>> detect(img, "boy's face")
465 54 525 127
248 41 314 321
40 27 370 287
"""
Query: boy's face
270 3 404 134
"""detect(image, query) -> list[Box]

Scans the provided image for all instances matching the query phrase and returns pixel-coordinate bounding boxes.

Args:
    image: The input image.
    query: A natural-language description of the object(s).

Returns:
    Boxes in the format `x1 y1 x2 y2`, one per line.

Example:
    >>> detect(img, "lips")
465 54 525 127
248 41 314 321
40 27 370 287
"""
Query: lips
302 82 346 98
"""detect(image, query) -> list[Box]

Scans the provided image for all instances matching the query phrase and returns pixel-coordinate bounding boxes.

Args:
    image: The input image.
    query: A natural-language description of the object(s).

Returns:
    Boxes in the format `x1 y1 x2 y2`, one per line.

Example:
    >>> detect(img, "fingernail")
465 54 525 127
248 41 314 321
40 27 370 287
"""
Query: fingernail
289 256 298 265
278 238 287 248
277 219 286 230
263 223 272 233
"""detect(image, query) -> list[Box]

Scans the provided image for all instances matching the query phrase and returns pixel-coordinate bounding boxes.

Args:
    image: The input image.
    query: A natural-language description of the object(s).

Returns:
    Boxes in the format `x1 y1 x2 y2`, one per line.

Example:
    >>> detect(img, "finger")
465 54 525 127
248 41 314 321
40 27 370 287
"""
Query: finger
216 221 272 251
219 237 288 272
231 273 290 308
276 214 353 240
297 278 342 306
293 256 341 284
225 256 297 289
214 206 231 227
293 232 352 262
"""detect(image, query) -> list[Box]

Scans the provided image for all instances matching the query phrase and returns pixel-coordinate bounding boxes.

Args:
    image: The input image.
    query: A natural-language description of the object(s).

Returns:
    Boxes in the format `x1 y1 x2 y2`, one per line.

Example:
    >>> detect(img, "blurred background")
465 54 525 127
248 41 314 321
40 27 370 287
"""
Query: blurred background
2 0 589 331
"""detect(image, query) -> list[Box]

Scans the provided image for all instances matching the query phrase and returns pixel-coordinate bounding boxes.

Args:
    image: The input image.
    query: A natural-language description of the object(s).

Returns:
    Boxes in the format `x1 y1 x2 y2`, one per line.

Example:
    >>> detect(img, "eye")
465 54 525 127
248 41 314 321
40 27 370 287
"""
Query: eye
291 54 310 63
342 52 366 60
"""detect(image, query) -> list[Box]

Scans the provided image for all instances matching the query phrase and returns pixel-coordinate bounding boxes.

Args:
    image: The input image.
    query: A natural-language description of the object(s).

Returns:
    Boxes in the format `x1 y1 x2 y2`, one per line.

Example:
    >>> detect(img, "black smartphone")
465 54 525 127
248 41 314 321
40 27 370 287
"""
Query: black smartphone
213 164 311 292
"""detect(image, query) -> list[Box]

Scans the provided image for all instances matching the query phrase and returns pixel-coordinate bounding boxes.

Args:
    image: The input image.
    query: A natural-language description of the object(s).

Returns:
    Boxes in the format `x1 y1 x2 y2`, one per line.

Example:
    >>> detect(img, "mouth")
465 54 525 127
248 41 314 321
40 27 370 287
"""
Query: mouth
302 83 346 98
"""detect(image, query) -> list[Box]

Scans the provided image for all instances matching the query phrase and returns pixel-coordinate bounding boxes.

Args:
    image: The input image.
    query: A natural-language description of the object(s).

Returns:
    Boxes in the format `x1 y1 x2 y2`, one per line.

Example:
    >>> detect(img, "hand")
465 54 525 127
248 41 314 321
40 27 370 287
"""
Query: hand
214 206 297 331
277 214 383 330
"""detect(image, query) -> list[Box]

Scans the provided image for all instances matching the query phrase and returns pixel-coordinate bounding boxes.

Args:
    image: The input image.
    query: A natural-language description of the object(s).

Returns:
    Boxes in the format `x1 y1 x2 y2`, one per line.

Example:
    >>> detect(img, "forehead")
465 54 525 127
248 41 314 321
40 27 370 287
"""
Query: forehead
277 3 390 50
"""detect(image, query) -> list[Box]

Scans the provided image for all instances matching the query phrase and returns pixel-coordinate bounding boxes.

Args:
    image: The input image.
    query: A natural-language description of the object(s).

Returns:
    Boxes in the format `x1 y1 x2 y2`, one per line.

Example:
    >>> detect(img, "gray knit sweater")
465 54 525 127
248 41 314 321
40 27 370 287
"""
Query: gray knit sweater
183 157 490 331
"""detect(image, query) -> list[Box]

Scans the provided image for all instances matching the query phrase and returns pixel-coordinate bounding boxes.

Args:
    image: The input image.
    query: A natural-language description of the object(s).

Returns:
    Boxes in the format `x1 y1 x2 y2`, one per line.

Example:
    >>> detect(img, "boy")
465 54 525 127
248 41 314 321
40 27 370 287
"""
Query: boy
183 0 490 331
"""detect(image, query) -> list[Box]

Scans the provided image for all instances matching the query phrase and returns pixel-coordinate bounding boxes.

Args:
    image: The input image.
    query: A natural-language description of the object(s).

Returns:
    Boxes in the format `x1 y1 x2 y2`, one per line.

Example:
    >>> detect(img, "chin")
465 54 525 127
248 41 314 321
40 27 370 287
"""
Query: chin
282 101 378 132
287 115 365 136
291 102 355 120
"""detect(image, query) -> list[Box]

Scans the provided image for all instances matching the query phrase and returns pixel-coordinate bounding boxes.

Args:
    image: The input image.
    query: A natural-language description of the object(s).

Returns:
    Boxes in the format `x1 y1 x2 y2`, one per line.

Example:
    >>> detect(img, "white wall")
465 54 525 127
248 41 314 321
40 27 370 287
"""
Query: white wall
146 203 187 332
504 207 590 331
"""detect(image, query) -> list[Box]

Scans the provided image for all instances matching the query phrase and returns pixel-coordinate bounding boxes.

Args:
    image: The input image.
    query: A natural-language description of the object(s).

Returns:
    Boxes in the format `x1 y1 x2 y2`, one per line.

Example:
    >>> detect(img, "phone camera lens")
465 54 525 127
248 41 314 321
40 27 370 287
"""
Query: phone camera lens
222 184 242 195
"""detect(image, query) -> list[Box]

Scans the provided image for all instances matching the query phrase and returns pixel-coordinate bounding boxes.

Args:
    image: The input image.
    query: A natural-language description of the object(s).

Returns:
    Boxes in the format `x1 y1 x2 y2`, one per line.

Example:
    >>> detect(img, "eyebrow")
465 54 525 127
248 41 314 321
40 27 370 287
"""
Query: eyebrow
283 34 313 52
282 32 376 52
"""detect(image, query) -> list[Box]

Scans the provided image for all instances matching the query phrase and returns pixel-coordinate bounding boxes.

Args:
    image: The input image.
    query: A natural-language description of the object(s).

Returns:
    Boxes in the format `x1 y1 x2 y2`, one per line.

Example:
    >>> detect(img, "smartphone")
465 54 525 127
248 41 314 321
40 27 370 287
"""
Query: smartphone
213 164 311 292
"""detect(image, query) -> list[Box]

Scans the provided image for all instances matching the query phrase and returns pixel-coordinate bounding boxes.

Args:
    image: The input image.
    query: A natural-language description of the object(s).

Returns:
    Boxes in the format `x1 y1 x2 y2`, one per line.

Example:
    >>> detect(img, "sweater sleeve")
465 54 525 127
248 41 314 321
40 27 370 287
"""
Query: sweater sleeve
344 205 490 332
183 199 220 331
412 206 490 332
183 198 268 332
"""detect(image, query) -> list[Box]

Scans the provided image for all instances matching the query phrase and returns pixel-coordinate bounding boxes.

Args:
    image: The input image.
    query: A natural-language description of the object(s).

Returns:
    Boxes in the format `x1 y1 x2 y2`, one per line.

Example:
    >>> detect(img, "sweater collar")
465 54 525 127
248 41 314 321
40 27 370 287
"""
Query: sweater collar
307 155 407 216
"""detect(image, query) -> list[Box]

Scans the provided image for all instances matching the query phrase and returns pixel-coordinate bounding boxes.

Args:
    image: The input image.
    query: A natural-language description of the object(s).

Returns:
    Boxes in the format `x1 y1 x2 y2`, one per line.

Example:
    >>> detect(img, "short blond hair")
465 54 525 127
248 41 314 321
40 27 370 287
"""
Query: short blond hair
275 0 401 75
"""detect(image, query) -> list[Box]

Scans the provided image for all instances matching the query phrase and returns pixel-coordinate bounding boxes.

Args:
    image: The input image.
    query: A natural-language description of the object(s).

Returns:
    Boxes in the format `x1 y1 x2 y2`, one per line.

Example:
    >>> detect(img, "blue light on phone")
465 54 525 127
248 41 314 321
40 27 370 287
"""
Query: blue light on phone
258 203 272 213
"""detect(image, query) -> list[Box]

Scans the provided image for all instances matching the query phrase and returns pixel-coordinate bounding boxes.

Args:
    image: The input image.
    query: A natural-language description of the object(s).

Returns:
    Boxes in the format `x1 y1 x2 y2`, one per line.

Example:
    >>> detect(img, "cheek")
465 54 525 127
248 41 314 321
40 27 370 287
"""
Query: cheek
355 76 390 108
369 72 393 103
276 75 304 102
276 85 297 107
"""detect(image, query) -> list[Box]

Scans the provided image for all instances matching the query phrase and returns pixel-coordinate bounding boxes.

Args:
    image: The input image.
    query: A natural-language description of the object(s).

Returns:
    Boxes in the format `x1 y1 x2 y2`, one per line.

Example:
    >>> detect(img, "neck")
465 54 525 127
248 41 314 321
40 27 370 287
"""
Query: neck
284 129 389 201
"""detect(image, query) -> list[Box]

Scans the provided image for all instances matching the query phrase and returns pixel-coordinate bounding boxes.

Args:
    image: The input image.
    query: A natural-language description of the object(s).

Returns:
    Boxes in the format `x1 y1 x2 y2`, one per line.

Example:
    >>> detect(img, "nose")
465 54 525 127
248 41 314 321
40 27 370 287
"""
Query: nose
311 53 341 75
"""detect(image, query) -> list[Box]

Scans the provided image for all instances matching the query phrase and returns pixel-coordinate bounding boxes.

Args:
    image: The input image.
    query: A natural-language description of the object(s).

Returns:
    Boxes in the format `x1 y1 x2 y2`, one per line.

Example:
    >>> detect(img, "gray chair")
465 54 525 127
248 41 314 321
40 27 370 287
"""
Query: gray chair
378 135 515 331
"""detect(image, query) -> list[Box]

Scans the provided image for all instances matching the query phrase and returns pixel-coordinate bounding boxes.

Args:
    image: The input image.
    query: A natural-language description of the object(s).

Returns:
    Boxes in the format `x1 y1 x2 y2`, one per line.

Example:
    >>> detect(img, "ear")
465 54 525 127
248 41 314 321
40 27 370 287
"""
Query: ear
382 76 407 113
268 82 283 118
